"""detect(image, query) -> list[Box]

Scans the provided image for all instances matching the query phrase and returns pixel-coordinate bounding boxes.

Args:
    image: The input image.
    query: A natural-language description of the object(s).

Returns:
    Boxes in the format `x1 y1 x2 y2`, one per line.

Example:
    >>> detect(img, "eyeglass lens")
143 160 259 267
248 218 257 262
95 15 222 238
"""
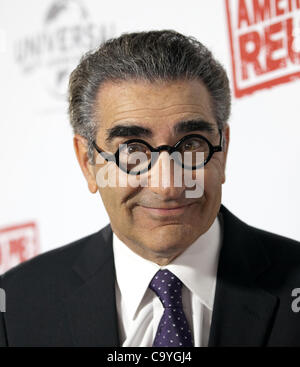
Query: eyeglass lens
118 136 210 173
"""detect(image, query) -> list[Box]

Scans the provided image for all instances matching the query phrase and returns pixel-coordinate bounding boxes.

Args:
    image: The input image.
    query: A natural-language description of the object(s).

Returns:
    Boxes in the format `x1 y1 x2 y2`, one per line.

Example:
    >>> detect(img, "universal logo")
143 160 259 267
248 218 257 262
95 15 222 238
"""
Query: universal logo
13 0 115 99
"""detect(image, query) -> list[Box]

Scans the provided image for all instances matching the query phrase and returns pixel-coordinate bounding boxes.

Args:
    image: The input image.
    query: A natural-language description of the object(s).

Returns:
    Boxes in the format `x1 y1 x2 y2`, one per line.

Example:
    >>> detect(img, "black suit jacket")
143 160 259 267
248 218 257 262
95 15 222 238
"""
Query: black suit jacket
1 205 300 346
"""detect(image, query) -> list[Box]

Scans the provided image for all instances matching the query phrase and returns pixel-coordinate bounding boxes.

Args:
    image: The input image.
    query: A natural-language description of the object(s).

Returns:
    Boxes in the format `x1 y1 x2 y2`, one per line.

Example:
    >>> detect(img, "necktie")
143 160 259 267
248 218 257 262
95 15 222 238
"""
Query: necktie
149 269 194 347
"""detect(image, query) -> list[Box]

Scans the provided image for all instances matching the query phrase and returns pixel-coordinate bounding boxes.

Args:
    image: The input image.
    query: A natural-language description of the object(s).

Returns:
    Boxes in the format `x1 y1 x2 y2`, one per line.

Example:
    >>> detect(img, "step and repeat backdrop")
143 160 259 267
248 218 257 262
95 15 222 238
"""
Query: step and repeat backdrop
0 0 299 273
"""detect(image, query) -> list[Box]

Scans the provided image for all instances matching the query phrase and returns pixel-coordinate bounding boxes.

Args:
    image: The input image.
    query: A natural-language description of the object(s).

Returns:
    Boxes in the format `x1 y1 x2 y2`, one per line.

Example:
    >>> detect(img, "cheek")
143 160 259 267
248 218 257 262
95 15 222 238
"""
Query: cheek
203 161 224 196
95 161 146 191
97 167 139 220
99 186 137 230
98 186 117 210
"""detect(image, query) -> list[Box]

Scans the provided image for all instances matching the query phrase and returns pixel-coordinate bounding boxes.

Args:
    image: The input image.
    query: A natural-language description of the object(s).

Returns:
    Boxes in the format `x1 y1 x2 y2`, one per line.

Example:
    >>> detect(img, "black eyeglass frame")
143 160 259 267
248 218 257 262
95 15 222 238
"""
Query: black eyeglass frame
92 128 224 175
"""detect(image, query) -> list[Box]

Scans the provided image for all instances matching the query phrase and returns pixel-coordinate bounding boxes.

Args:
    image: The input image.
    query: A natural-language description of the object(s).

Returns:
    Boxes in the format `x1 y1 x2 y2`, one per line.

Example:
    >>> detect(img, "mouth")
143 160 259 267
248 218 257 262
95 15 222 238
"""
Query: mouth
139 203 194 217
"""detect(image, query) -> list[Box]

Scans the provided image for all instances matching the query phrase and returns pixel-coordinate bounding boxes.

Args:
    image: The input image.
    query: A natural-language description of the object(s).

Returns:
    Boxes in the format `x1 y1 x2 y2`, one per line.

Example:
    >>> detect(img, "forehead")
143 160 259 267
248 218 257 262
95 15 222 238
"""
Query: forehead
94 79 215 129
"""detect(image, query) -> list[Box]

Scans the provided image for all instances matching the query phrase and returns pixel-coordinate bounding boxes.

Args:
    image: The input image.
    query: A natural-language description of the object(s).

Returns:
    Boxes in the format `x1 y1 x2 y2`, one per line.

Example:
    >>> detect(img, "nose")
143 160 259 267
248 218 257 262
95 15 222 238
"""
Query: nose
147 151 186 199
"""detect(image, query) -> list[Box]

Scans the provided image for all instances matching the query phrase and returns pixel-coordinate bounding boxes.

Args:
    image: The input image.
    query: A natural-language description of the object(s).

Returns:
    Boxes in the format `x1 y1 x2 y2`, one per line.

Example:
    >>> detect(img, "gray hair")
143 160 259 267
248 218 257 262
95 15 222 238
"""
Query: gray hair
68 30 231 164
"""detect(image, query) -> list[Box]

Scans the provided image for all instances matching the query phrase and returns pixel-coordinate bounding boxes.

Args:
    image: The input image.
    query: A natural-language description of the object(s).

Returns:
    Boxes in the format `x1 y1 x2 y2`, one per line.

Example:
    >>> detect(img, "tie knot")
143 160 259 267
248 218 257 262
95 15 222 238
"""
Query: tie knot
149 269 183 308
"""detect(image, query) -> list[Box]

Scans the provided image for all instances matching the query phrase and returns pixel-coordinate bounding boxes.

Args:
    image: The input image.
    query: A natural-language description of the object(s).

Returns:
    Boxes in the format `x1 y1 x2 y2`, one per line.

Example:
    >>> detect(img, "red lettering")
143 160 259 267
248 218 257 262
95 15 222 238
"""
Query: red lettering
288 0 300 11
239 31 265 79
253 0 271 23
238 0 251 28
286 17 300 64
264 21 287 72
9 237 26 261
275 0 286 15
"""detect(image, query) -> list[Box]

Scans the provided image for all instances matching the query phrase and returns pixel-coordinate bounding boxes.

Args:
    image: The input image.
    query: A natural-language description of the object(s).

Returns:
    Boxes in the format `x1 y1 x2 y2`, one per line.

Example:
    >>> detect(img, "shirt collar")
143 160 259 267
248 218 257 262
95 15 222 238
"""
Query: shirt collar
113 214 222 321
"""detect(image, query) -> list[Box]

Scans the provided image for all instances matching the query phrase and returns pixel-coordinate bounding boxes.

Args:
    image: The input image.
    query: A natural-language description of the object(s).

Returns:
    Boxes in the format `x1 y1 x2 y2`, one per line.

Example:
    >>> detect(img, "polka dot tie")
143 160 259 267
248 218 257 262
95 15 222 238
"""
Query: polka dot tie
149 269 194 347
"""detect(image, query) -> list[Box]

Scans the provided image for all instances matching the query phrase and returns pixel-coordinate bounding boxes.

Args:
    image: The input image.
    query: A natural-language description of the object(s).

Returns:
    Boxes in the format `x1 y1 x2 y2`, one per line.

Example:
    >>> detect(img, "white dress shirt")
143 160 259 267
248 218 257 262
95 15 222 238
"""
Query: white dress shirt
113 214 222 347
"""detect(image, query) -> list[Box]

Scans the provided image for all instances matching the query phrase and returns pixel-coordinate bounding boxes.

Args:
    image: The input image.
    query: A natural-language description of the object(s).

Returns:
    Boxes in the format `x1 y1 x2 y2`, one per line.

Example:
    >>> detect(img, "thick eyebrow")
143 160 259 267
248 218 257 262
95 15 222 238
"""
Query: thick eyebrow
174 119 216 135
105 119 215 144
105 125 152 144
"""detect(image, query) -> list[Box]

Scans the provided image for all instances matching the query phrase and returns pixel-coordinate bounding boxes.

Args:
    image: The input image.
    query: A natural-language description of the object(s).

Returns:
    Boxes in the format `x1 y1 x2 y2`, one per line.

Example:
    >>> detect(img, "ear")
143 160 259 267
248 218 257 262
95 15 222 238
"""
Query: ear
73 134 98 193
221 123 230 184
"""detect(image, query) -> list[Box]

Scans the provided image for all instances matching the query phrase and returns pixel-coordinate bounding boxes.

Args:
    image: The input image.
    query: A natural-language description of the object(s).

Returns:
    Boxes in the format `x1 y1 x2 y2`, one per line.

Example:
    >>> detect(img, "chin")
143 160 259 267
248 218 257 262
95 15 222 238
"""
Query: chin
143 225 194 254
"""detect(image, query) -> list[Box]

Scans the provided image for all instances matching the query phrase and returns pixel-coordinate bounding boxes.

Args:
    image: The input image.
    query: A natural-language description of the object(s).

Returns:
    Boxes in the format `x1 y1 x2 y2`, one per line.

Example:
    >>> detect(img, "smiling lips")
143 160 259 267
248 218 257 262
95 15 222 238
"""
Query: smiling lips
140 203 194 216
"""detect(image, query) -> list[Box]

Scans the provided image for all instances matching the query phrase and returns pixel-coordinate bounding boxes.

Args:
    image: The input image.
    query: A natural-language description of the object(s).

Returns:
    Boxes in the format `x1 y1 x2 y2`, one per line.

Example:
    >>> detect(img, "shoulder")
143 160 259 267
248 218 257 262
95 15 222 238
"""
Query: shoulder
0 227 107 295
248 224 300 281
220 204 300 281
248 224 300 255
221 204 300 257
0 224 113 346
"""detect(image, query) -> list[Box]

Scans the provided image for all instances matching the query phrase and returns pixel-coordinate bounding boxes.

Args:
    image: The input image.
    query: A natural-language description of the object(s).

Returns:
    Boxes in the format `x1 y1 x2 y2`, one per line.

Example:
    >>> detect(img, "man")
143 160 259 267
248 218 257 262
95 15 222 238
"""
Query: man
1 30 300 347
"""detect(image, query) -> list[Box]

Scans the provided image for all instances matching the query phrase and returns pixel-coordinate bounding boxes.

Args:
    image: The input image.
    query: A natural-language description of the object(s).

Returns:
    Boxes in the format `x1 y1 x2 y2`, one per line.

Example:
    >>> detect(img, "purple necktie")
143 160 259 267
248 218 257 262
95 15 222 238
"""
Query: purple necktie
149 269 194 347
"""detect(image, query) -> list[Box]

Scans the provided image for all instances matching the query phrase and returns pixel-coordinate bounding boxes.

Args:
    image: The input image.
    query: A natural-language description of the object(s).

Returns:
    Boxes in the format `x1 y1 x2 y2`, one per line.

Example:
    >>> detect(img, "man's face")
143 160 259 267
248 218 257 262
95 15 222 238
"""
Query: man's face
75 79 229 265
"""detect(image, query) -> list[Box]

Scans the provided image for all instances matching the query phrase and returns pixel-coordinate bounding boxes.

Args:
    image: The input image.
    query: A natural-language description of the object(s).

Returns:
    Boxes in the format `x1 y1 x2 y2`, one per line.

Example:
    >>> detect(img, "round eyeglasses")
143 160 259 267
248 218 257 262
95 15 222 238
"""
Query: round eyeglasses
92 129 224 175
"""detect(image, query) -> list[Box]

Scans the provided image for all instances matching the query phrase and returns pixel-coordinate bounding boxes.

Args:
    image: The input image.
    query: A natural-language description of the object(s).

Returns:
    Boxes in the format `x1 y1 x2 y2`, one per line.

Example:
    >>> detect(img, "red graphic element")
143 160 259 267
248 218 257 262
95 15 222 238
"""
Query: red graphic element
0 222 40 274
225 0 300 98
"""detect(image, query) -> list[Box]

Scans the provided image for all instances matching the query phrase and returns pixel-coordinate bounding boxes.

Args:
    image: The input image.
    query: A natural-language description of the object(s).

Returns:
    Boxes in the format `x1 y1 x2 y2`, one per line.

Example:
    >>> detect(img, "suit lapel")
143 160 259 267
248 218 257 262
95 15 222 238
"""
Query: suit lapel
63 224 120 347
62 206 279 347
208 206 278 346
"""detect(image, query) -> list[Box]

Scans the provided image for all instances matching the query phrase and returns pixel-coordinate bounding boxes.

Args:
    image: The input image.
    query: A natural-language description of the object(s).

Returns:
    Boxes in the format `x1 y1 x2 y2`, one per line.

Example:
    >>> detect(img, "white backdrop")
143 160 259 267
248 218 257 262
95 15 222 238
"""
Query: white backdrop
0 0 299 272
